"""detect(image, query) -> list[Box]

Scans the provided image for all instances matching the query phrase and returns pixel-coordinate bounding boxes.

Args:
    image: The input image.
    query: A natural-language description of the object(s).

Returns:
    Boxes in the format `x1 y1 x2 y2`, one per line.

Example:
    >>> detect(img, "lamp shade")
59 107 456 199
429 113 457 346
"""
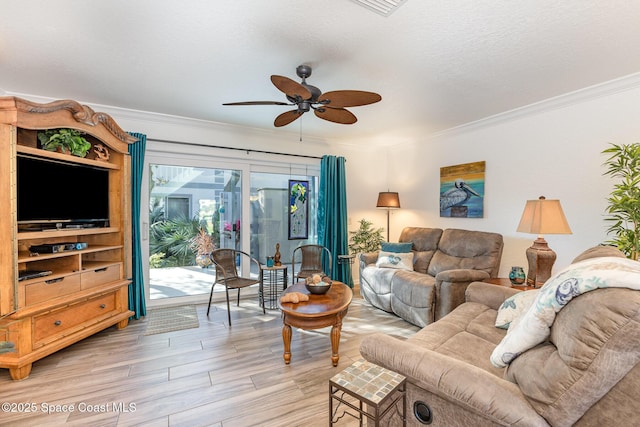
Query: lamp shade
376 192 401 209
517 196 572 235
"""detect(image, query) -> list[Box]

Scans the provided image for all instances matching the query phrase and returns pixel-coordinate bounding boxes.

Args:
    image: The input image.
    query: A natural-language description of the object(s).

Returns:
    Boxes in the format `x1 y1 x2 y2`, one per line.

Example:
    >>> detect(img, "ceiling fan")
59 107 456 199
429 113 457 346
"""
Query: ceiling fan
223 65 382 127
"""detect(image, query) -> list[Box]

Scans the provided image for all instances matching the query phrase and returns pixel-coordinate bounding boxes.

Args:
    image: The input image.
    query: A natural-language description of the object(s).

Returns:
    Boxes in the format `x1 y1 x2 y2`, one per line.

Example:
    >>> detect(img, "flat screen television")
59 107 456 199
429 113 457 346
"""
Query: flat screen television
17 155 110 229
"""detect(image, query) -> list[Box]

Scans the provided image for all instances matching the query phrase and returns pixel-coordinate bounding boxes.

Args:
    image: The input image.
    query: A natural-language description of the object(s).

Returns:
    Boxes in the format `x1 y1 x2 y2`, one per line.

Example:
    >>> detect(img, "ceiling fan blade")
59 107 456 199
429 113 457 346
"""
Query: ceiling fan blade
274 109 303 127
271 75 312 100
314 107 357 125
223 101 290 106
319 90 382 108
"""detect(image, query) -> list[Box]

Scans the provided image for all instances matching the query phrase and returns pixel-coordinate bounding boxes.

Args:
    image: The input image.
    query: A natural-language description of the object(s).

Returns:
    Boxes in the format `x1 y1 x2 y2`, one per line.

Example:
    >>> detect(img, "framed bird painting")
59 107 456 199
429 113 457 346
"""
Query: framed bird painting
439 161 485 218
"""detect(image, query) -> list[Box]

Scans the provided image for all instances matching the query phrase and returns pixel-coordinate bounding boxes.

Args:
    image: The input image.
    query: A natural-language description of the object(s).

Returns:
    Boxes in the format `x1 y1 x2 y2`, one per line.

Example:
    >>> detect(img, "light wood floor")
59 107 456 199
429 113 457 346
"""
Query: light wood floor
0 292 419 426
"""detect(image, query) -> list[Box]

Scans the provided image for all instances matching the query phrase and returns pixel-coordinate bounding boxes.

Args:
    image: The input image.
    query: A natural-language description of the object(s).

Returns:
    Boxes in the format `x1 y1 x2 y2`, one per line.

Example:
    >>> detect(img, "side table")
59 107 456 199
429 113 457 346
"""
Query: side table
484 277 536 291
259 265 288 310
329 358 406 426
337 254 355 287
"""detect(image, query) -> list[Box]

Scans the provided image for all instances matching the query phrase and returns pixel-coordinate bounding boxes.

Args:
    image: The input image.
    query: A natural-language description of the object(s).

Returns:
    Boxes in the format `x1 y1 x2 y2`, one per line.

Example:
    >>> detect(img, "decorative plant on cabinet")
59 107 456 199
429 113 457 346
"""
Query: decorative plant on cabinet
37 128 92 157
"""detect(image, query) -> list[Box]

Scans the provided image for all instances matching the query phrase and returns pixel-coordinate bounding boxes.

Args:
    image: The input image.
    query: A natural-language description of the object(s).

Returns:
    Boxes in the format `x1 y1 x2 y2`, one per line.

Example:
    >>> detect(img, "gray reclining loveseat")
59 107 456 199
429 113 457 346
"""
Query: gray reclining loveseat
359 227 503 326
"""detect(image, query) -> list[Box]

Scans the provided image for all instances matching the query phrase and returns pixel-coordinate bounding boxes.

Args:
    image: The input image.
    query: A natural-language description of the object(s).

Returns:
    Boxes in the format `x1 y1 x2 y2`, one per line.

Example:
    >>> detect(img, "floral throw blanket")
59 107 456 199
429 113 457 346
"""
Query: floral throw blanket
491 256 640 368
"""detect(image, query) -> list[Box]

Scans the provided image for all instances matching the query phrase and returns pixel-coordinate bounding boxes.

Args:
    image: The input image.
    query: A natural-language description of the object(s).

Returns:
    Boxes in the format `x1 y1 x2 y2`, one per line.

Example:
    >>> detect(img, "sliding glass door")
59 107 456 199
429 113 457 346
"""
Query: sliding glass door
142 149 319 306
145 156 245 302
249 172 318 266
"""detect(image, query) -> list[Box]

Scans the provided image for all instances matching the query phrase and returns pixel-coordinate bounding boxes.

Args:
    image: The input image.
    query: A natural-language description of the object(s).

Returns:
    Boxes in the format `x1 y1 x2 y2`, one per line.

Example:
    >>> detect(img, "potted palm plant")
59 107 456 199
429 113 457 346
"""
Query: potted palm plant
38 128 92 157
602 142 640 260
348 218 385 255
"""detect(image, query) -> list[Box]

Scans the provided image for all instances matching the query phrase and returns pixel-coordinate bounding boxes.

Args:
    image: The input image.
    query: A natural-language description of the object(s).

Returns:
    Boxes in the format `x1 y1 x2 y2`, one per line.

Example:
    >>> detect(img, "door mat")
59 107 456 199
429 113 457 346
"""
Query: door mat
144 305 200 335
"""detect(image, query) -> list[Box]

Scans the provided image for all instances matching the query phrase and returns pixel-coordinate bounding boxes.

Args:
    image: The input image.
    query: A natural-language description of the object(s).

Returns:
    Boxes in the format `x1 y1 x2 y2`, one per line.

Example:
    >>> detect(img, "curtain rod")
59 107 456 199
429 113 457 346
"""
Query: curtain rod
149 137 323 160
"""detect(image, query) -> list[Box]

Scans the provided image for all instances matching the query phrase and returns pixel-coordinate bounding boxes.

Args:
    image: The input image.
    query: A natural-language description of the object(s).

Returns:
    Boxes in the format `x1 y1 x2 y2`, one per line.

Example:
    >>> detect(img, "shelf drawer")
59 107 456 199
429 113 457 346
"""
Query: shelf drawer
33 293 116 347
81 264 121 290
25 274 81 306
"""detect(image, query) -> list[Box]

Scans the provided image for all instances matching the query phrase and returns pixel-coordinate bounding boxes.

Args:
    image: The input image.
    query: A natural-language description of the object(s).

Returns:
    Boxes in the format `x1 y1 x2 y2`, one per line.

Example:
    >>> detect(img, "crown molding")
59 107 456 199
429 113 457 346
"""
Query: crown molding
1 91 330 146
5 71 640 148
427 71 640 141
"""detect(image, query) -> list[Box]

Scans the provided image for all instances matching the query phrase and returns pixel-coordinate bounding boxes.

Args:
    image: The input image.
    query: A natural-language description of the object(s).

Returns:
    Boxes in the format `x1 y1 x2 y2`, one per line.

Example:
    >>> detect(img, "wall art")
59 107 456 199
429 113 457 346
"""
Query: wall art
439 161 485 218
288 179 309 239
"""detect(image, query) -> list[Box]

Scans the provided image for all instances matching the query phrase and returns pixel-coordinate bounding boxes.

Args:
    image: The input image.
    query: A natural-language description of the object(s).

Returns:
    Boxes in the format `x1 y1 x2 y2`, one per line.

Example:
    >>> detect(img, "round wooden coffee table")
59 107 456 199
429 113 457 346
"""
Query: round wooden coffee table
277 281 353 366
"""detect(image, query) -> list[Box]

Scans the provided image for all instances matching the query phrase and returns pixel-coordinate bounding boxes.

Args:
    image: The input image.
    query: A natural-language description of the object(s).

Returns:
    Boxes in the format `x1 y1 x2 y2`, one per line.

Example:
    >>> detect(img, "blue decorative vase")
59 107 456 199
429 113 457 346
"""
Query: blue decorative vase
509 266 526 285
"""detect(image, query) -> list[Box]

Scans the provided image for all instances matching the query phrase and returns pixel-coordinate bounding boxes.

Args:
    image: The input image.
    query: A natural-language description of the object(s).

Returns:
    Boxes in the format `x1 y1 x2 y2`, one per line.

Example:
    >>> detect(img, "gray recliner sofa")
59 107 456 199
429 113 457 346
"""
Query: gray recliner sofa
359 227 503 327
360 246 640 426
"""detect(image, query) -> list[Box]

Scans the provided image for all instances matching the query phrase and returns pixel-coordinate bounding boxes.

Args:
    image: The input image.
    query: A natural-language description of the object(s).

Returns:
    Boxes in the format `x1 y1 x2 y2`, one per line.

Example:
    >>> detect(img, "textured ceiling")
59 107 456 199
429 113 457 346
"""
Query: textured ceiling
2 1 640 143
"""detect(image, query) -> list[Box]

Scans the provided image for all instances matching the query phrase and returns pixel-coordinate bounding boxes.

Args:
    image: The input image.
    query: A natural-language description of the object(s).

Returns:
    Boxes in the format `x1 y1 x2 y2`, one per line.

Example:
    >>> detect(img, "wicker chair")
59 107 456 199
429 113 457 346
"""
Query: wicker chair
208 248 263 326
291 244 332 283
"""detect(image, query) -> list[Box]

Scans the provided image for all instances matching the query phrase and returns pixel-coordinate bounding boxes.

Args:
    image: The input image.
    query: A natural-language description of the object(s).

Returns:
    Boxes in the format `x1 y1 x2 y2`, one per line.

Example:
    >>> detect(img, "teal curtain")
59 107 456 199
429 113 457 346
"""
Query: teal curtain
318 155 351 287
128 132 146 319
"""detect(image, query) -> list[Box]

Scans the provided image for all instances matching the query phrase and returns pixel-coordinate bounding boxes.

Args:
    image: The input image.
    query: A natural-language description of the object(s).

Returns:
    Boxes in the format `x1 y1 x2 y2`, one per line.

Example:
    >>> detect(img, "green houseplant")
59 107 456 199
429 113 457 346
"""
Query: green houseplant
602 142 640 260
38 128 92 157
348 218 385 255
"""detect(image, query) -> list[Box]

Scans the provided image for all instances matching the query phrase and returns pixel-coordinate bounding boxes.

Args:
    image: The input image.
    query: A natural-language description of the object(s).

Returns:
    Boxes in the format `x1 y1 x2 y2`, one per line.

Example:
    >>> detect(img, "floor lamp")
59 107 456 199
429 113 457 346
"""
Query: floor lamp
517 196 572 287
377 191 401 241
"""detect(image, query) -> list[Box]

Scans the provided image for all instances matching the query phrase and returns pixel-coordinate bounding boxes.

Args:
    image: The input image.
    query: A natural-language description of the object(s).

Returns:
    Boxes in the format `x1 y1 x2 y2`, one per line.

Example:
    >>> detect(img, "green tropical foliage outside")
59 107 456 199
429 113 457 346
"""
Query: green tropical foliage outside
149 215 206 267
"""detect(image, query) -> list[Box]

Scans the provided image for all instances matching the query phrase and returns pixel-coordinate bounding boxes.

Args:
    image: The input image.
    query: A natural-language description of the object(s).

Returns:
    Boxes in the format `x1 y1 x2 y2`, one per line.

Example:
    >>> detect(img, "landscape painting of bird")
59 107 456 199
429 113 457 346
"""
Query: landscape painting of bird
440 179 480 211
439 161 486 218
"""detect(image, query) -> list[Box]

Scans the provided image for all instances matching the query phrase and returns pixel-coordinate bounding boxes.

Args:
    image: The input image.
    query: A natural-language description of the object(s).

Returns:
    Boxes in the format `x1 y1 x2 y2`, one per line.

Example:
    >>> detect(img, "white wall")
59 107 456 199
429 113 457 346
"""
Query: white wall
346 78 640 278
9 77 640 281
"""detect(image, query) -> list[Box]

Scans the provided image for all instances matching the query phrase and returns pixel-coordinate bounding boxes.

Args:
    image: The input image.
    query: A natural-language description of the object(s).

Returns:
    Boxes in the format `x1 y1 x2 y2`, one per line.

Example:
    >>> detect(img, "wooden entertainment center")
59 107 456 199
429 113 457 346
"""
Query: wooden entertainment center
0 97 136 380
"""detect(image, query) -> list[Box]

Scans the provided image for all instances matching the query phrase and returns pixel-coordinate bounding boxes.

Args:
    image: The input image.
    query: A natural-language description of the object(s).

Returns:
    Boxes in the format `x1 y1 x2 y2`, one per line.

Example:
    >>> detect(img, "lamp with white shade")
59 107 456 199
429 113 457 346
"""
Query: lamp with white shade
517 196 572 287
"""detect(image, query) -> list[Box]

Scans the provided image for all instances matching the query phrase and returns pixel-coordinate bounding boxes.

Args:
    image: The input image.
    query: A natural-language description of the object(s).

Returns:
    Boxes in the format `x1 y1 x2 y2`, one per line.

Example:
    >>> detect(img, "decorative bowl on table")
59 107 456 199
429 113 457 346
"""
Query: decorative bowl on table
304 274 332 295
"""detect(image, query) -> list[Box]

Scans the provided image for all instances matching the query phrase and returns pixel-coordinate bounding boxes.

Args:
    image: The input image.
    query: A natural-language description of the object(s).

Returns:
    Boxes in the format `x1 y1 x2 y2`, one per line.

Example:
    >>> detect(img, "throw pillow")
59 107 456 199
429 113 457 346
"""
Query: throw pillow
495 289 540 329
381 242 413 253
490 256 640 368
375 250 414 271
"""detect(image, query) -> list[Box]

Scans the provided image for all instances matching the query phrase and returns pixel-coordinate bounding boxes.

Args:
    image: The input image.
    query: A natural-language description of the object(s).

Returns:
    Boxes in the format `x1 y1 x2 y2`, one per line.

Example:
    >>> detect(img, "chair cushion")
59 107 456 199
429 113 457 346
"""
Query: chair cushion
427 228 503 277
399 227 443 274
408 301 507 377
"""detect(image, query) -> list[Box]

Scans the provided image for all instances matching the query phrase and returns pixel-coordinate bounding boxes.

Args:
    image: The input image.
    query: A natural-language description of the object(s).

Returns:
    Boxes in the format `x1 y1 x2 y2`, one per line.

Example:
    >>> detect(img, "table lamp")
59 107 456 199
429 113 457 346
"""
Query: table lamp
517 196 572 287
376 191 401 241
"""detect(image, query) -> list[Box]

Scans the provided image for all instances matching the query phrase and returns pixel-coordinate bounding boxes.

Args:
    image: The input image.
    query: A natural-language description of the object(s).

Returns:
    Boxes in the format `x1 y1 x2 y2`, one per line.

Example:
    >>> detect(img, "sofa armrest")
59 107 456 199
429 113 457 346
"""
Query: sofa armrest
433 269 490 320
465 281 521 310
358 251 379 266
434 268 489 283
360 333 549 427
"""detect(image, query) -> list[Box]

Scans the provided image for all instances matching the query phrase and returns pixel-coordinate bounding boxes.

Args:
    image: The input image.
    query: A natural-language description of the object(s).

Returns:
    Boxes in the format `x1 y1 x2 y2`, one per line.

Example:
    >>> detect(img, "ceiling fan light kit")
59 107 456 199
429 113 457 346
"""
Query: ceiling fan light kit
223 65 381 127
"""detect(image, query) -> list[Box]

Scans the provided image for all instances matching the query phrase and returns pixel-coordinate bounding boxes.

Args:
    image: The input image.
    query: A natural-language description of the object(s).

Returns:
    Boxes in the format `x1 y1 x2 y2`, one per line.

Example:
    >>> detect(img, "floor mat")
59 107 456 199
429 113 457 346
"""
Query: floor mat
144 305 200 335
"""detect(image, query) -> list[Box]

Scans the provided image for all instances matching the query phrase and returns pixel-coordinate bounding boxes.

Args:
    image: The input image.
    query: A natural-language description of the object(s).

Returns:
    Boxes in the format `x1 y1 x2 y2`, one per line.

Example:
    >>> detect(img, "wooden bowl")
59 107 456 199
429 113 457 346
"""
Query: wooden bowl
304 282 332 295
304 275 332 294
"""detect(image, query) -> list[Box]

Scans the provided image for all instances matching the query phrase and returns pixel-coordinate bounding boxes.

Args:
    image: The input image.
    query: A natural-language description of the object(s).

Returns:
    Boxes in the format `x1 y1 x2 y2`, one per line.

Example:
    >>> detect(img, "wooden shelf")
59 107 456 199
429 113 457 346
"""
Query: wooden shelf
17 145 120 170
17 245 123 263
17 227 120 241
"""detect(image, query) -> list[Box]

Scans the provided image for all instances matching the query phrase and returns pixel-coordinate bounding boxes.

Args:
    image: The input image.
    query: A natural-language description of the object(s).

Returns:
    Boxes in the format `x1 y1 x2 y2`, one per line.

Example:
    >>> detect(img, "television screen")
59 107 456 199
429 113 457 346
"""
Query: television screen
17 155 110 226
